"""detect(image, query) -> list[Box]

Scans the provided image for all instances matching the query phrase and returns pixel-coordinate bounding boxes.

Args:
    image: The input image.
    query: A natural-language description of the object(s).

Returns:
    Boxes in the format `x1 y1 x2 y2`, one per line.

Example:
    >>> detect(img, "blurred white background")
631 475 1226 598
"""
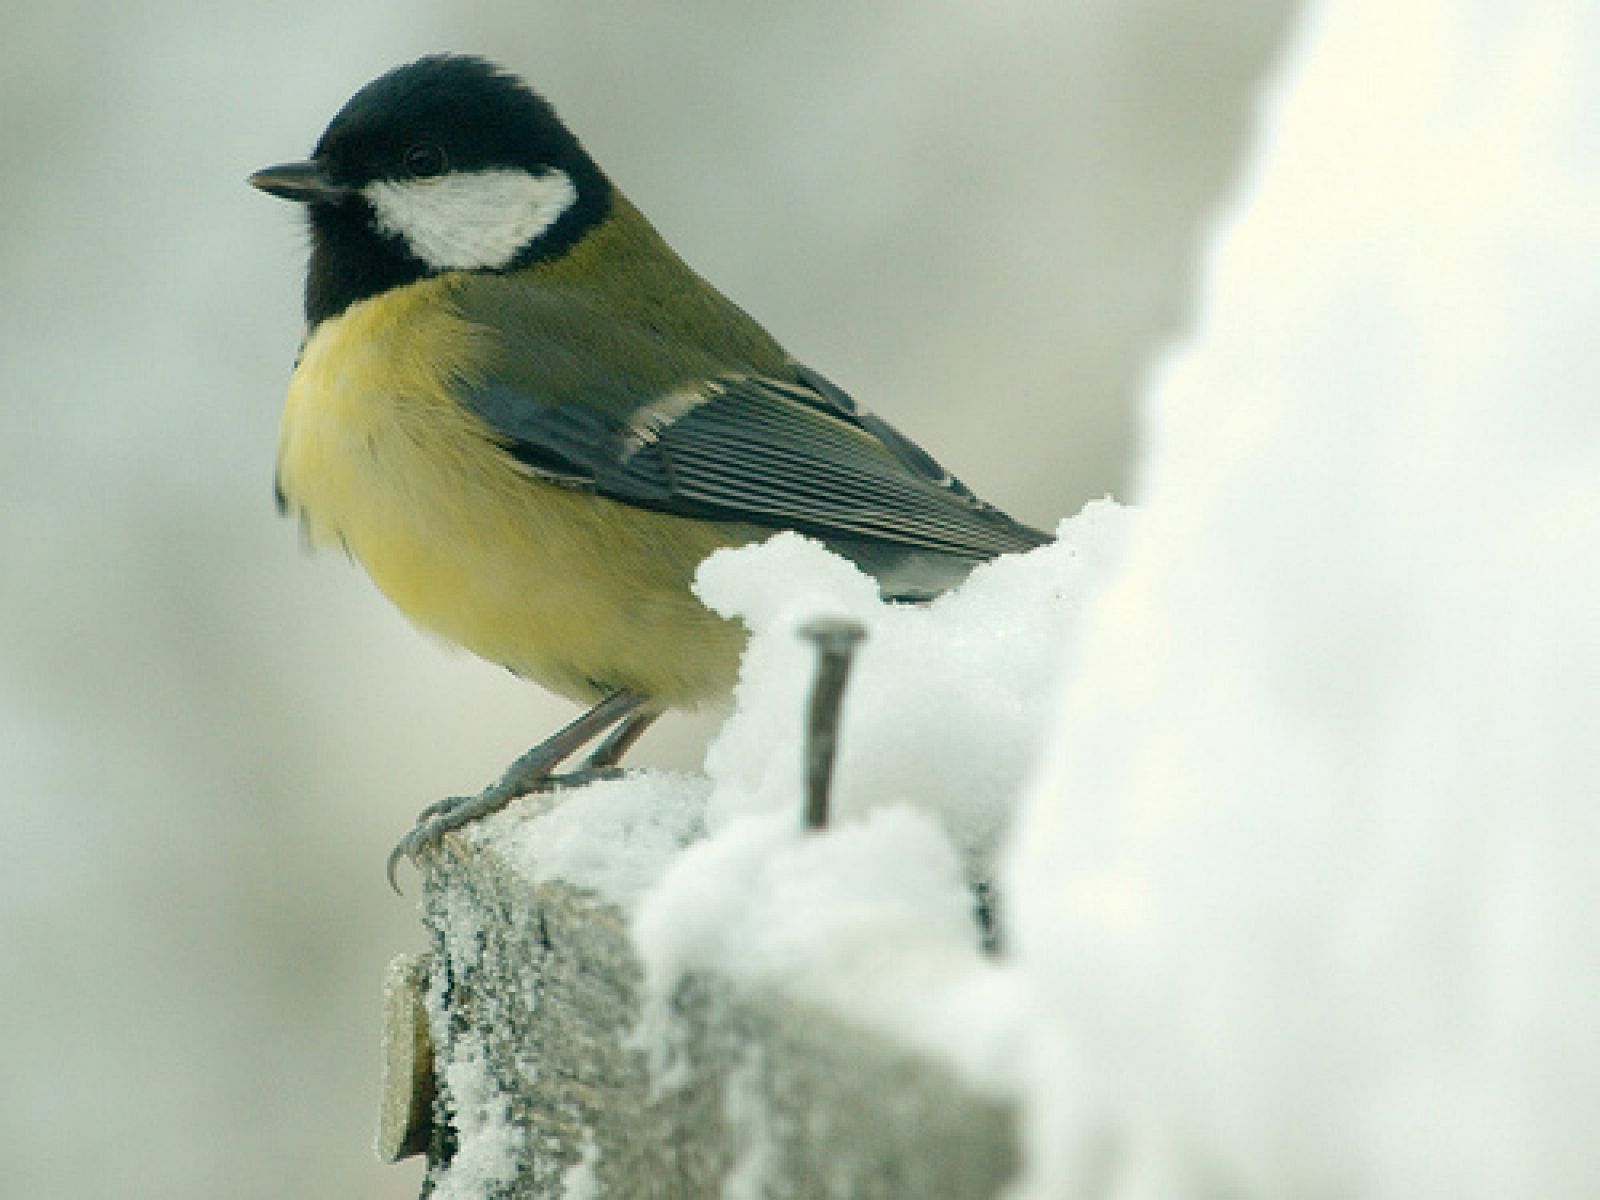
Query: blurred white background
0 2 1294 1195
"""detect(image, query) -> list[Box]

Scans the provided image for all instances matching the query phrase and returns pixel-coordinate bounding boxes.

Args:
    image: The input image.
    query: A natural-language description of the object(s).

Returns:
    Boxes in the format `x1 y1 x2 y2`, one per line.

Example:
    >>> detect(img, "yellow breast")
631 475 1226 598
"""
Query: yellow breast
275 279 749 705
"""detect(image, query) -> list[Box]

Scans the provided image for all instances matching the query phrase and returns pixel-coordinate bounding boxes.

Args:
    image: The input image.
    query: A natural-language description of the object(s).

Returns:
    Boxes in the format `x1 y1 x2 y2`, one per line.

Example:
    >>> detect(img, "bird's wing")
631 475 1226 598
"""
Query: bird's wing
462 365 1051 561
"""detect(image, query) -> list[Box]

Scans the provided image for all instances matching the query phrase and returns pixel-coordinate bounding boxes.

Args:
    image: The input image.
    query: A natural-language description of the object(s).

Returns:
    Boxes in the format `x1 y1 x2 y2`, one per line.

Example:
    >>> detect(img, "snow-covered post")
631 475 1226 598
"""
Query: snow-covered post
384 796 1017 1199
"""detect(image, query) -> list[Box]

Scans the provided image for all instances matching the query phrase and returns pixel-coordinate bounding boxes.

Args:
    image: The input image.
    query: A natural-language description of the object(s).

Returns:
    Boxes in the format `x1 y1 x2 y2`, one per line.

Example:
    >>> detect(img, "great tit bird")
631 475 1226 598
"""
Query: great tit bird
249 54 1050 881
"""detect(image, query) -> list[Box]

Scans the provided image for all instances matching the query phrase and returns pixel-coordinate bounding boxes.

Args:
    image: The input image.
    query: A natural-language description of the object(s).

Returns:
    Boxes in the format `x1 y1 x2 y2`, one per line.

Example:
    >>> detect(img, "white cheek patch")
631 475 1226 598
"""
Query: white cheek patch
363 168 578 271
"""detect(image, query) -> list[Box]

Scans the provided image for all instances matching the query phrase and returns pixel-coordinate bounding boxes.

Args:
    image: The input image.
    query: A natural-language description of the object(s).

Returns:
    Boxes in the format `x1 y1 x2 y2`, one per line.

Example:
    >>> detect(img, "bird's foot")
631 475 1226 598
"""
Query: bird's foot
386 765 630 891
385 689 652 892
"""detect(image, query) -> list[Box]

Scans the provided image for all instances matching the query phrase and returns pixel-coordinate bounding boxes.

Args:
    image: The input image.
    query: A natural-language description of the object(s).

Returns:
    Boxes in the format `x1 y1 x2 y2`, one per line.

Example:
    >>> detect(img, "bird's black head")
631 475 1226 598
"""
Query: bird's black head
250 55 612 327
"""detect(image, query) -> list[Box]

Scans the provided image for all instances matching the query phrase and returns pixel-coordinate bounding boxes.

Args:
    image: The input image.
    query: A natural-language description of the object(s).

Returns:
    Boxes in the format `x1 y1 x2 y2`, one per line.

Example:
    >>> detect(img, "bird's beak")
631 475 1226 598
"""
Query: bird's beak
248 159 352 204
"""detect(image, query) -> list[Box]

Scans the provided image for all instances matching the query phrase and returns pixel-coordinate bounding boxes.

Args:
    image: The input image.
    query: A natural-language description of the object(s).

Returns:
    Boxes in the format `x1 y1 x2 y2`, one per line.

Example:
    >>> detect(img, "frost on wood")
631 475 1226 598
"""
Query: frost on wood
412 819 1017 1199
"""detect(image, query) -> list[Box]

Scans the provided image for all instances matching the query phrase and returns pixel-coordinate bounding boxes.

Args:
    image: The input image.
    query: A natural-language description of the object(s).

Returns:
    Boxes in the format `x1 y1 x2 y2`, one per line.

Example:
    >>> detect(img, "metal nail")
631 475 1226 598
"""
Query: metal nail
797 617 867 831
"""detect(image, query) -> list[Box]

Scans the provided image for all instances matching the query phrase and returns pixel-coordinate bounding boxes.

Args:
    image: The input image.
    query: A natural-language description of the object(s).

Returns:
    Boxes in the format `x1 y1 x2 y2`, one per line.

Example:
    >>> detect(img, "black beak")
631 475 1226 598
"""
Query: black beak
248 159 352 204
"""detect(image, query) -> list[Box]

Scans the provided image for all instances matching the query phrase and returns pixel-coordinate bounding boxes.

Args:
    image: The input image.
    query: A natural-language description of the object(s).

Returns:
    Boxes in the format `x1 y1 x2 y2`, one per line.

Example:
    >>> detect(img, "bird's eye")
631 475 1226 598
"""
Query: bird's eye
403 143 447 179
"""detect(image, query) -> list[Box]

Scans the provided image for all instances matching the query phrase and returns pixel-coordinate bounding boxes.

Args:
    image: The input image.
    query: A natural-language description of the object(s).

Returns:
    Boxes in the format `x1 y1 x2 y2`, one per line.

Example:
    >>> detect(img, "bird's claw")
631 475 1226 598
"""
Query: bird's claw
387 787 511 893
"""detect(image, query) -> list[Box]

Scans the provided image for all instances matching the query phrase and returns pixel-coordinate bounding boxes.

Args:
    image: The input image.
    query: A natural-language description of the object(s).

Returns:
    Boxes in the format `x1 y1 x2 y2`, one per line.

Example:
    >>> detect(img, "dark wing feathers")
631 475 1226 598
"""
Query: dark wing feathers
463 387 616 489
463 370 1051 561
790 365 990 507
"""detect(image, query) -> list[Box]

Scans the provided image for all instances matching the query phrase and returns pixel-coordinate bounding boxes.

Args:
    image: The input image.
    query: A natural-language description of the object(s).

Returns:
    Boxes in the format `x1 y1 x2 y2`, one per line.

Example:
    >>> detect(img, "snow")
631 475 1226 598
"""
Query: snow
559 1130 601 1200
495 771 709 910
1006 1 1600 1197
427 1034 523 1200
636 509 1127 1089
422 882 526 1199
633 804 1019 1093
721 1048 779 1200
694 514 1130 880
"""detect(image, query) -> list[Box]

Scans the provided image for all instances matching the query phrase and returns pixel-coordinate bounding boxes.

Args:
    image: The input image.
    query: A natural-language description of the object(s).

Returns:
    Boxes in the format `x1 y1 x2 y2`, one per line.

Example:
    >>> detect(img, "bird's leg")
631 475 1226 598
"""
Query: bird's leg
388 689 649 888
489 689 652 798
579 708 661 770
494 708 662 793
487 703 663 795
